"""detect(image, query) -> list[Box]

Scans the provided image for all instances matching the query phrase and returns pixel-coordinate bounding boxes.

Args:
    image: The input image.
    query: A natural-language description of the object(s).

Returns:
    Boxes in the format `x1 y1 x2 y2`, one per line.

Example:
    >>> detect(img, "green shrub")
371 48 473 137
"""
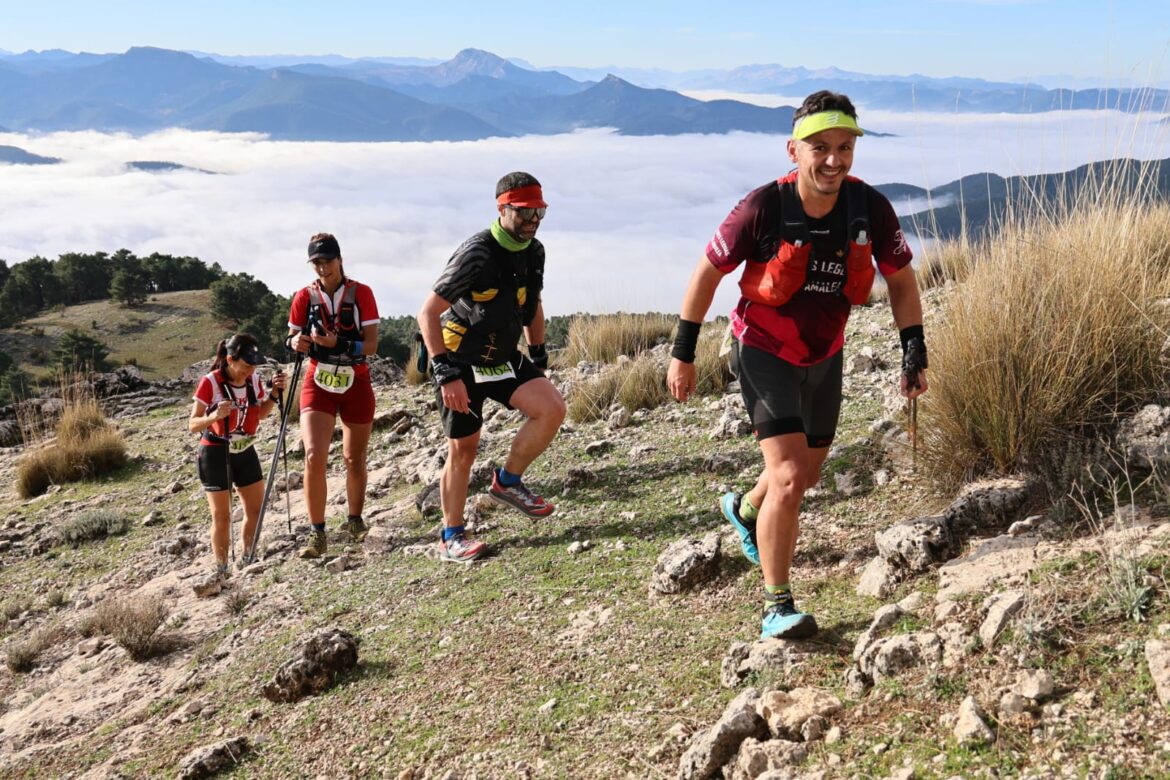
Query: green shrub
59 509 129 547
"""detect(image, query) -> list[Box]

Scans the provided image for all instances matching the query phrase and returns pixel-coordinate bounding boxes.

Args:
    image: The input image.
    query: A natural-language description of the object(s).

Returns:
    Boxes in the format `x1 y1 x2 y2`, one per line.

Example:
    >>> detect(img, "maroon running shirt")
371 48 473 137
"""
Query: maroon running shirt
705 174 912 366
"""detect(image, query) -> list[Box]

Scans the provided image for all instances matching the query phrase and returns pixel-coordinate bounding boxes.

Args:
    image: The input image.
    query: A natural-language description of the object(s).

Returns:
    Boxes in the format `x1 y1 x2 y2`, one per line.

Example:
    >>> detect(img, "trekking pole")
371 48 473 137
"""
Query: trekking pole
901 337 927 471
246 352 305 562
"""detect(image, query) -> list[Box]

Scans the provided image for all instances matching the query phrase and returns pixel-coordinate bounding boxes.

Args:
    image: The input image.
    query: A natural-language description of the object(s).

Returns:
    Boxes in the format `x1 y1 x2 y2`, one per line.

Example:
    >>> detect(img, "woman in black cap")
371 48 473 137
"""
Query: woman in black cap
188 333 287 586
286 233 379 559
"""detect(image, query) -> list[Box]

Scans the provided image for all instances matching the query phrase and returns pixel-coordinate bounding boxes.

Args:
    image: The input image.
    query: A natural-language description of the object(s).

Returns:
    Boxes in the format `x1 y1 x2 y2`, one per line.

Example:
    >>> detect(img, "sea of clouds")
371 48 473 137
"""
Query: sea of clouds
0 106 1166 317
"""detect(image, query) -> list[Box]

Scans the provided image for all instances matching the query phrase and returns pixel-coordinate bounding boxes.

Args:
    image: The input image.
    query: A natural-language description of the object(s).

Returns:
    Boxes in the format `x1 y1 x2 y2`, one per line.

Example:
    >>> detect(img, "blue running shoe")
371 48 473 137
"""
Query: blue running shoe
760 600 818 640
721 492 759 565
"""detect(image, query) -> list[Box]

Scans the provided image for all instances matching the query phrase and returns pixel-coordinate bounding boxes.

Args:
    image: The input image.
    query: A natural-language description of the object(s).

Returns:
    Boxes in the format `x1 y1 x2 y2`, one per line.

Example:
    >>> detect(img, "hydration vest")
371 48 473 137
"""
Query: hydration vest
204 368 258 445
441 231 542 366
307 279 365 366
738 173 876 307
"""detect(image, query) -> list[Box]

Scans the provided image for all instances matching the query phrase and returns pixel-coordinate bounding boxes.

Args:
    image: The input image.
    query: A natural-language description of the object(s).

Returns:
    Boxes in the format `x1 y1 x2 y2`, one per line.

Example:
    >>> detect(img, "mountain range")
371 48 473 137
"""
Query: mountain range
0 47 1166 142
876 158 1170 239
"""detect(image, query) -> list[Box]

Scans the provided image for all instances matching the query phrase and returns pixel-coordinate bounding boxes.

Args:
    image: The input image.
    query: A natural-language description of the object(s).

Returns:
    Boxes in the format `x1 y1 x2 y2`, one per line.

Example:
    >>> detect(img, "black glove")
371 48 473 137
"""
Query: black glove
430 353 463 387
528 343 548 370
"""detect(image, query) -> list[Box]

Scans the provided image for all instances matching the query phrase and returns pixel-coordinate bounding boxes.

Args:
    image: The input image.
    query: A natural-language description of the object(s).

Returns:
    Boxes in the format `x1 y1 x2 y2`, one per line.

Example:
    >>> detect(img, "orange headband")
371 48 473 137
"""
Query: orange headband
497 185 546 206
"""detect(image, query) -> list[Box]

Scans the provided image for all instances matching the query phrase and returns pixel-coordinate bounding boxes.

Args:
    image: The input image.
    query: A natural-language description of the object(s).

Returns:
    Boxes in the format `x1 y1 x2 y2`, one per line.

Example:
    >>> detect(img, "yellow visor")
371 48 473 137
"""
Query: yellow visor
791 110 864 140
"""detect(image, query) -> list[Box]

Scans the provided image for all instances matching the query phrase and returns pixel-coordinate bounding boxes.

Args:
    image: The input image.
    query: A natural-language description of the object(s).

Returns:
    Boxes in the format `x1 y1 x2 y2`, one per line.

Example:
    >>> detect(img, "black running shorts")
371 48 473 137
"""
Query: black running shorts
438 351 546 440
730 340 843 447
197 443 264 492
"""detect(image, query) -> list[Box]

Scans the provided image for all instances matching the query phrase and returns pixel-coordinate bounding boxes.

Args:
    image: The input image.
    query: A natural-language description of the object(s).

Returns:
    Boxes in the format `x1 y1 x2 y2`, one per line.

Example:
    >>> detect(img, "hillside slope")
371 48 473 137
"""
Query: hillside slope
0 288 1168 778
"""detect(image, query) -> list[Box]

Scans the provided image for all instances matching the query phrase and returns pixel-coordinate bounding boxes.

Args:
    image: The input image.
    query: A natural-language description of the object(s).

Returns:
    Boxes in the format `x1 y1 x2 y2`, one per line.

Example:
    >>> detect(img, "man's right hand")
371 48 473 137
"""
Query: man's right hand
440 379 471 414
667 358 696 402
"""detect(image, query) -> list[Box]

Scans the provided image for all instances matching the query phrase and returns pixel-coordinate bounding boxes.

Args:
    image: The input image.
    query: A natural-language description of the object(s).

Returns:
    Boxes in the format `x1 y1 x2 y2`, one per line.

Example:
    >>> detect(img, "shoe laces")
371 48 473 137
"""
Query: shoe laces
763 599 799 618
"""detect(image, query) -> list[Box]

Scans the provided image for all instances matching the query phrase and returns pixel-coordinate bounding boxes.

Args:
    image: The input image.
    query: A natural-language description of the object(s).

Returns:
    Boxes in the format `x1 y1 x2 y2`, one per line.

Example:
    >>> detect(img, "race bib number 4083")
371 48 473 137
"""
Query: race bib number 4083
313 365 356 394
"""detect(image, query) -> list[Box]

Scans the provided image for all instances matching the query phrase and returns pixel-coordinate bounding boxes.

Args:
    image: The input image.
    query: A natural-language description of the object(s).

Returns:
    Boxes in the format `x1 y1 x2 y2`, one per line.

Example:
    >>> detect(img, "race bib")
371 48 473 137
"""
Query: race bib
471 363 516 384
229 435 256 454
313 365 355 394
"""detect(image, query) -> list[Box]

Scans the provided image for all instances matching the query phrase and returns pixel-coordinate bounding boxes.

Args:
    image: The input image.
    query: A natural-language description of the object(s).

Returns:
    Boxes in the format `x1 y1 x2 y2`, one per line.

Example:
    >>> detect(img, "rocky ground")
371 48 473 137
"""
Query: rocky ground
1 294 1170 779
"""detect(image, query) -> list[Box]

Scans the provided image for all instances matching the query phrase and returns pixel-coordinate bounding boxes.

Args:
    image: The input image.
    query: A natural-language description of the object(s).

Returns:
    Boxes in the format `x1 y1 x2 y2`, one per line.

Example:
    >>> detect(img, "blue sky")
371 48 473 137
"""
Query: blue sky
1 0 1168 84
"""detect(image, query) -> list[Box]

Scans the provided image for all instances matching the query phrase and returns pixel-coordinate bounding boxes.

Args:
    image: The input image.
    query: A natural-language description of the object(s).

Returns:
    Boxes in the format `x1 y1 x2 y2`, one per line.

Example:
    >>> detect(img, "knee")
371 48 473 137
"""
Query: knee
343 450 367 472
537 393 566 427
446 438 478 470
304 447 329 473
767 464 808 507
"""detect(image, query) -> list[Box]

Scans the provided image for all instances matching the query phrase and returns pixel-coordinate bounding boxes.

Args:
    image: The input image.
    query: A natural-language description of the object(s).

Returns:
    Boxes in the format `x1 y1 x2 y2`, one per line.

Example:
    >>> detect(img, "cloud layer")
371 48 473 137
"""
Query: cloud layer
1 109 1166 317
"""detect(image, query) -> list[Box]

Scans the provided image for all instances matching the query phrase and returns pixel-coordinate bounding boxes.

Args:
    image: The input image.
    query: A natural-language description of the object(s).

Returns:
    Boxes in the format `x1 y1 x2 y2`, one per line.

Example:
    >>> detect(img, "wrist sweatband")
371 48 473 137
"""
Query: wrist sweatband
529 343 548 368
350 339 364 357
430 353 463 386
671 319 702 363
899 324 928 369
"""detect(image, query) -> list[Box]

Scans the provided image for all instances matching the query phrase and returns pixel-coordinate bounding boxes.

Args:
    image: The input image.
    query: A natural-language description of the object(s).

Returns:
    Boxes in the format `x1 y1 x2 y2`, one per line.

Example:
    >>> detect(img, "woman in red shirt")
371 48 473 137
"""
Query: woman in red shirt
286 233 379 559
189 333 287 584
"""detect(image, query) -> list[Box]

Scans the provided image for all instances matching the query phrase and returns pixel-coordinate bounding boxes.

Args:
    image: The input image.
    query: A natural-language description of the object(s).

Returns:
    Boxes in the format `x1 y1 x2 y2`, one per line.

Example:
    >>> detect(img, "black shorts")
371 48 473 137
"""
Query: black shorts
438 351 546 439
730 340 843 447
197 443 264 492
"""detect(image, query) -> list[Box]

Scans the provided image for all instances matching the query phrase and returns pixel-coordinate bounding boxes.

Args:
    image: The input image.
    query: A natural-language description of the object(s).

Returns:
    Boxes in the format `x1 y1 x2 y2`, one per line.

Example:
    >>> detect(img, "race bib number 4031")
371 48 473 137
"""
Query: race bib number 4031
471 363 516 384
313 365 356 394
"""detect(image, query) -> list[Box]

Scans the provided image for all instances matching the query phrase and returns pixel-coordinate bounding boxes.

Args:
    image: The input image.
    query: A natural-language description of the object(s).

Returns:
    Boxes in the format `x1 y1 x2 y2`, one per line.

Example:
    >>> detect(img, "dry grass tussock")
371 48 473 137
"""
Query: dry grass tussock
921 175 1170 488
559 313 675 366
93 594 172 661
16 380 127 498
4 622 69 673
567 327 731 423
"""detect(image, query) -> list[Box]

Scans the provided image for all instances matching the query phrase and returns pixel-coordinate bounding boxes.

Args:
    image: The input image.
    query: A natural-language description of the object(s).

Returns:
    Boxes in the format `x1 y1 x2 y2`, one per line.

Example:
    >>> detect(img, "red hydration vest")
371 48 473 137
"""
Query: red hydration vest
738 173 876 307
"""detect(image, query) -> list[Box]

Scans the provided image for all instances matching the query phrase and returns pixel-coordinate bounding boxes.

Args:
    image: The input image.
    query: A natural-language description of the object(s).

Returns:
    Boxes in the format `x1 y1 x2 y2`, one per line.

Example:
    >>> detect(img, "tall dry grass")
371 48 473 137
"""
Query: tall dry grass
560 313 676 366
566 325 732 423
16 377 127 498
921 165 1170 488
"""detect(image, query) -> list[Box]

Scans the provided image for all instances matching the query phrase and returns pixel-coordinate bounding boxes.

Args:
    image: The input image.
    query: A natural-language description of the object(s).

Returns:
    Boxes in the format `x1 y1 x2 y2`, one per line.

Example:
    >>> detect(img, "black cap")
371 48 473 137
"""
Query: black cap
308 235 341 262
236 343 267 366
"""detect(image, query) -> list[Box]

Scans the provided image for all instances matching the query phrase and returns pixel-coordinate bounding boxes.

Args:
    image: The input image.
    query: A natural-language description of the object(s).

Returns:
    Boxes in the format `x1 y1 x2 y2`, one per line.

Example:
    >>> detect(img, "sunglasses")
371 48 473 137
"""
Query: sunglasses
505 205 547 222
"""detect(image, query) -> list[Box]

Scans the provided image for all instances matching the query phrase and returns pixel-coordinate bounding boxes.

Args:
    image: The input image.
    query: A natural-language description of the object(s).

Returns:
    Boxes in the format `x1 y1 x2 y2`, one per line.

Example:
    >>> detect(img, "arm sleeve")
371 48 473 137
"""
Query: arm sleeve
704 184 773 274
433 235 491 303
356 283 379 326
869 189 914 277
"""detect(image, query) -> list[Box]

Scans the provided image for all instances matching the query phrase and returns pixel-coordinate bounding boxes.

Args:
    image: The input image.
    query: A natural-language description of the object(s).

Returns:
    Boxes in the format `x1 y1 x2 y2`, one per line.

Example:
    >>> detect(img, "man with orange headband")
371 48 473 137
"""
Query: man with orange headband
418 171 566 562
667 91 928 640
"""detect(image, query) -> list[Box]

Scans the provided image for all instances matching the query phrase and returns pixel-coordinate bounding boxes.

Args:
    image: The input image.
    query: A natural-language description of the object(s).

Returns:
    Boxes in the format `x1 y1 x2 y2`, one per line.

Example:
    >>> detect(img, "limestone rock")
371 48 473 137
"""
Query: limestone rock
711 408 752 440
1014 669 1054 700
944 478 1030 537
953 696 994 744
756 688 842 739
875 516 955 575
677 688 767 780
1145 639 1170 708
1117 405 1170 470
177 736 250 779
650 532 721 595
853 604 905 662
721 639 811 689
262 627 360 703
979 590 1026 647
727 737 808 780
856 556 899 599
